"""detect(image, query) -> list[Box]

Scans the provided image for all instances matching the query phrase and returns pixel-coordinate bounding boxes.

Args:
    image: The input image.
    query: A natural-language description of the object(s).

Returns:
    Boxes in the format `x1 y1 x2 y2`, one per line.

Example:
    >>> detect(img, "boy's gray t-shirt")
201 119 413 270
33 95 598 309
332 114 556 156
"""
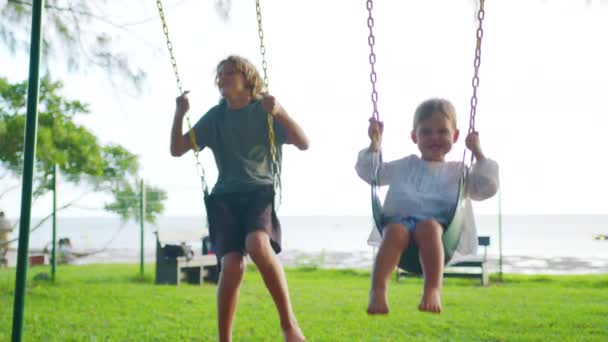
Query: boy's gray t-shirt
192 100 286 194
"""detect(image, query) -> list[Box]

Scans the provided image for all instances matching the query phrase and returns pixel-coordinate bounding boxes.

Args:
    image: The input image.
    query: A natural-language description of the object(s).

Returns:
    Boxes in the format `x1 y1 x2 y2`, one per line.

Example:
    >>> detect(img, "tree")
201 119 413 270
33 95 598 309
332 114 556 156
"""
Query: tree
0 76 167 225
104 183 168 225
1 0 147 91
0 0 234 93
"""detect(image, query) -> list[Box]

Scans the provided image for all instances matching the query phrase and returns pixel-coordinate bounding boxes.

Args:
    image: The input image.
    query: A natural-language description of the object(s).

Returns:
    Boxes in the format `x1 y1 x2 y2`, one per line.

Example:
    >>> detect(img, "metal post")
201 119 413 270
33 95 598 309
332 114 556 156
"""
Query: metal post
51 164 57 281
12 1 45 341
498 188 503 281
140 179 146 277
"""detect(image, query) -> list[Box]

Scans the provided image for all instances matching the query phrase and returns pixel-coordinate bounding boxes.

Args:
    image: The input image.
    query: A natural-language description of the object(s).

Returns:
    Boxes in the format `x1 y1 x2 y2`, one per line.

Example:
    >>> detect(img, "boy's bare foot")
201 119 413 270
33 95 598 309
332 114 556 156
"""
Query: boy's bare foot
282 324 305 342
367 289 389 315
418 287 442 314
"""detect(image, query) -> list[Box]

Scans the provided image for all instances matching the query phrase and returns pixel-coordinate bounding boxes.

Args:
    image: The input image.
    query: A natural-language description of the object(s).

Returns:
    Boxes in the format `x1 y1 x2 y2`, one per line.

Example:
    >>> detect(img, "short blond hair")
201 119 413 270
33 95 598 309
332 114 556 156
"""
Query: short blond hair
215 55 264 98
413 98 457 130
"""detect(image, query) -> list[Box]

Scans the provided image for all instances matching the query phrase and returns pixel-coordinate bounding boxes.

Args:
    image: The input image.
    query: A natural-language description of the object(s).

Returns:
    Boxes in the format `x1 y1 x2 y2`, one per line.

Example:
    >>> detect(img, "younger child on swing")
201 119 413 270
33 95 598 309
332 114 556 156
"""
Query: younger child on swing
356 98 499 314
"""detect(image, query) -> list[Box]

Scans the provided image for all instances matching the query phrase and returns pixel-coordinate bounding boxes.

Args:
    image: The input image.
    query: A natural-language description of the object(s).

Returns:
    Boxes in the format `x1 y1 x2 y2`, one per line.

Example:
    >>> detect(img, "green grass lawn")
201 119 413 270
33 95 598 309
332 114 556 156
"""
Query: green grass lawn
1 264 607 341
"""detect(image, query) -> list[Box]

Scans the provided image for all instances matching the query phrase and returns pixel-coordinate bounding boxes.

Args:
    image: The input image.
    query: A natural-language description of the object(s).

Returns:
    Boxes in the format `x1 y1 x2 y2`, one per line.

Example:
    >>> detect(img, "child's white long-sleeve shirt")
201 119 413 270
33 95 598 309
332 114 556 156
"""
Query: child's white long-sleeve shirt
355 148 499 259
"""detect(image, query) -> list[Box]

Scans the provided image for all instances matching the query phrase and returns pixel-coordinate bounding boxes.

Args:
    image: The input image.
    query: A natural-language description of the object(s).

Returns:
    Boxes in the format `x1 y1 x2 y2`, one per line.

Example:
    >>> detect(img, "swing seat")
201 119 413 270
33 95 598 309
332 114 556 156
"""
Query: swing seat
372 163 467 274
397 236 491 286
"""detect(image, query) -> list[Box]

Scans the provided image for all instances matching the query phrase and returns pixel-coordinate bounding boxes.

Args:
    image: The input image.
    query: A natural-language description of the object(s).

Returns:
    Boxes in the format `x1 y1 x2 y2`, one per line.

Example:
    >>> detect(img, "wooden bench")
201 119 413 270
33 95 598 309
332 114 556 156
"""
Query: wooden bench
154 235 218 285
396 236 491 286
156 254 217 285
177 255 218 285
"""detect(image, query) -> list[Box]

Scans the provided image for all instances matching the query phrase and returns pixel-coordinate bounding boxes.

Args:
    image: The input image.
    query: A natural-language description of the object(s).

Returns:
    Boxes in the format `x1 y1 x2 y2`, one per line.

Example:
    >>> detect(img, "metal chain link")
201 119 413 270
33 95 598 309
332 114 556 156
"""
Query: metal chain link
156 0 207 193
468 0 485 134
256 0 269 91
366 0 384 226
462 0 486 167
366 0 381 151
255 0 280 198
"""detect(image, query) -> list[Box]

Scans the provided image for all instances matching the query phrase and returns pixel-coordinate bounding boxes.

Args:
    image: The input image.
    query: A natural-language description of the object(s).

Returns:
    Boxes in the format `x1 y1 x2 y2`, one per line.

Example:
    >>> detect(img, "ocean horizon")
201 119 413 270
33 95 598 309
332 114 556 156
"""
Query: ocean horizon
4 214 608 274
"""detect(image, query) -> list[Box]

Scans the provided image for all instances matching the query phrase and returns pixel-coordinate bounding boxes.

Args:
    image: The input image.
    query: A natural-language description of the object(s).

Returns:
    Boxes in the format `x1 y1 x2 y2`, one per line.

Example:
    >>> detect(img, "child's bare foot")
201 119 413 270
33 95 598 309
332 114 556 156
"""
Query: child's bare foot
282 325 305 342
418 287 442 313
367 289 389 314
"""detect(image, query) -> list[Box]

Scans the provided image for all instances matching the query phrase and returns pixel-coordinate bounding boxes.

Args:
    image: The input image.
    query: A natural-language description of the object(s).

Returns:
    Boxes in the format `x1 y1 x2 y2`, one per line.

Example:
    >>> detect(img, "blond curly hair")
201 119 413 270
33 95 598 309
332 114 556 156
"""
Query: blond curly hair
215 55 264 98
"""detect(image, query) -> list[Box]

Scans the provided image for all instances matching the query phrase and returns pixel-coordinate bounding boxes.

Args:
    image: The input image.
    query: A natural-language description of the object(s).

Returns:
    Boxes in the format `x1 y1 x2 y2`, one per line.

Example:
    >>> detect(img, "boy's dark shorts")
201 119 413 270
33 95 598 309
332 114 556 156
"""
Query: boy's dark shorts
205 185 281 259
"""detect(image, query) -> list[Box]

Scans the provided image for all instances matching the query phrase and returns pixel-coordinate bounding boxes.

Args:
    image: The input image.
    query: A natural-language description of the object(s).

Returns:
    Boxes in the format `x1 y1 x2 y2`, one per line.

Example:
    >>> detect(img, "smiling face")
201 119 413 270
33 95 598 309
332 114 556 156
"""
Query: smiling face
215 55 263 101
216 61 248 99
410 98 459 162
411 112 459 162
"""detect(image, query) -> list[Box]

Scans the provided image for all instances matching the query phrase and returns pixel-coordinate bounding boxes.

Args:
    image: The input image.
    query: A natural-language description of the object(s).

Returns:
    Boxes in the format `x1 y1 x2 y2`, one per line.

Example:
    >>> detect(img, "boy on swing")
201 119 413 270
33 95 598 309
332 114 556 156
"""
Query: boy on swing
170 55 308 342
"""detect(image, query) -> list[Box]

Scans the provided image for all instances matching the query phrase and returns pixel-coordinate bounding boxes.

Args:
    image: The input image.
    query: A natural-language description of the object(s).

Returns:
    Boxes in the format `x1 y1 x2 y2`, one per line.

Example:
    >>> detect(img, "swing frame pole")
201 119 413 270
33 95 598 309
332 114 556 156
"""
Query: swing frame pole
51 164 58 281
498 188 503 281
12 1 45 341
140 179 146 277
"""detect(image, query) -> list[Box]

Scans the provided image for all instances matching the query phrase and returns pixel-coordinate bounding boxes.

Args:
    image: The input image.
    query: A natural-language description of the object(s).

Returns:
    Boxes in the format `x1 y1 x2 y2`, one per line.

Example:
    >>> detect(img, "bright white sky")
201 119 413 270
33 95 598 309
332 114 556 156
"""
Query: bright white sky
1 0 607 218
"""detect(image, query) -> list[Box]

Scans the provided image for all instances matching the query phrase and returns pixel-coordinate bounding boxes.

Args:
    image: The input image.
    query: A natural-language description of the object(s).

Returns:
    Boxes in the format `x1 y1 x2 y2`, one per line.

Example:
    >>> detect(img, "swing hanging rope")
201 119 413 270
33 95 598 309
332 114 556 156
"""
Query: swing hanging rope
156 0 208 195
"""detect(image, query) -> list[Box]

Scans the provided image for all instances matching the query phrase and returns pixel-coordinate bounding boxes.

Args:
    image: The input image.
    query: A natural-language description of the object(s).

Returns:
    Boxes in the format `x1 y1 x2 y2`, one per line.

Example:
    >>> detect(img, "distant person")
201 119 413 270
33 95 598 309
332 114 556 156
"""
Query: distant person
0 211 15 267
57 237 75 264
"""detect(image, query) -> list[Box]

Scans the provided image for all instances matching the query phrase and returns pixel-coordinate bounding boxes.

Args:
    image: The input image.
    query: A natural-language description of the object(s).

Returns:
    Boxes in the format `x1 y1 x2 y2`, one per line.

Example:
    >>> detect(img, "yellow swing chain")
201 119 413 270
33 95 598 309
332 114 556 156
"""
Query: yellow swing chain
156 0 208 194
255 0 281 195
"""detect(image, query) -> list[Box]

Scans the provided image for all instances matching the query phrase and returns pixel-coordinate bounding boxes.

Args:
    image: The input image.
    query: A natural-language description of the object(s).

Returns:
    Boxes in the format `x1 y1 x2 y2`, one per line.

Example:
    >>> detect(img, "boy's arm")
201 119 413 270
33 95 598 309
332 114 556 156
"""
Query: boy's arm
170 111 195 157
260 94 309 151
170 92 196 157
274 109 309 151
